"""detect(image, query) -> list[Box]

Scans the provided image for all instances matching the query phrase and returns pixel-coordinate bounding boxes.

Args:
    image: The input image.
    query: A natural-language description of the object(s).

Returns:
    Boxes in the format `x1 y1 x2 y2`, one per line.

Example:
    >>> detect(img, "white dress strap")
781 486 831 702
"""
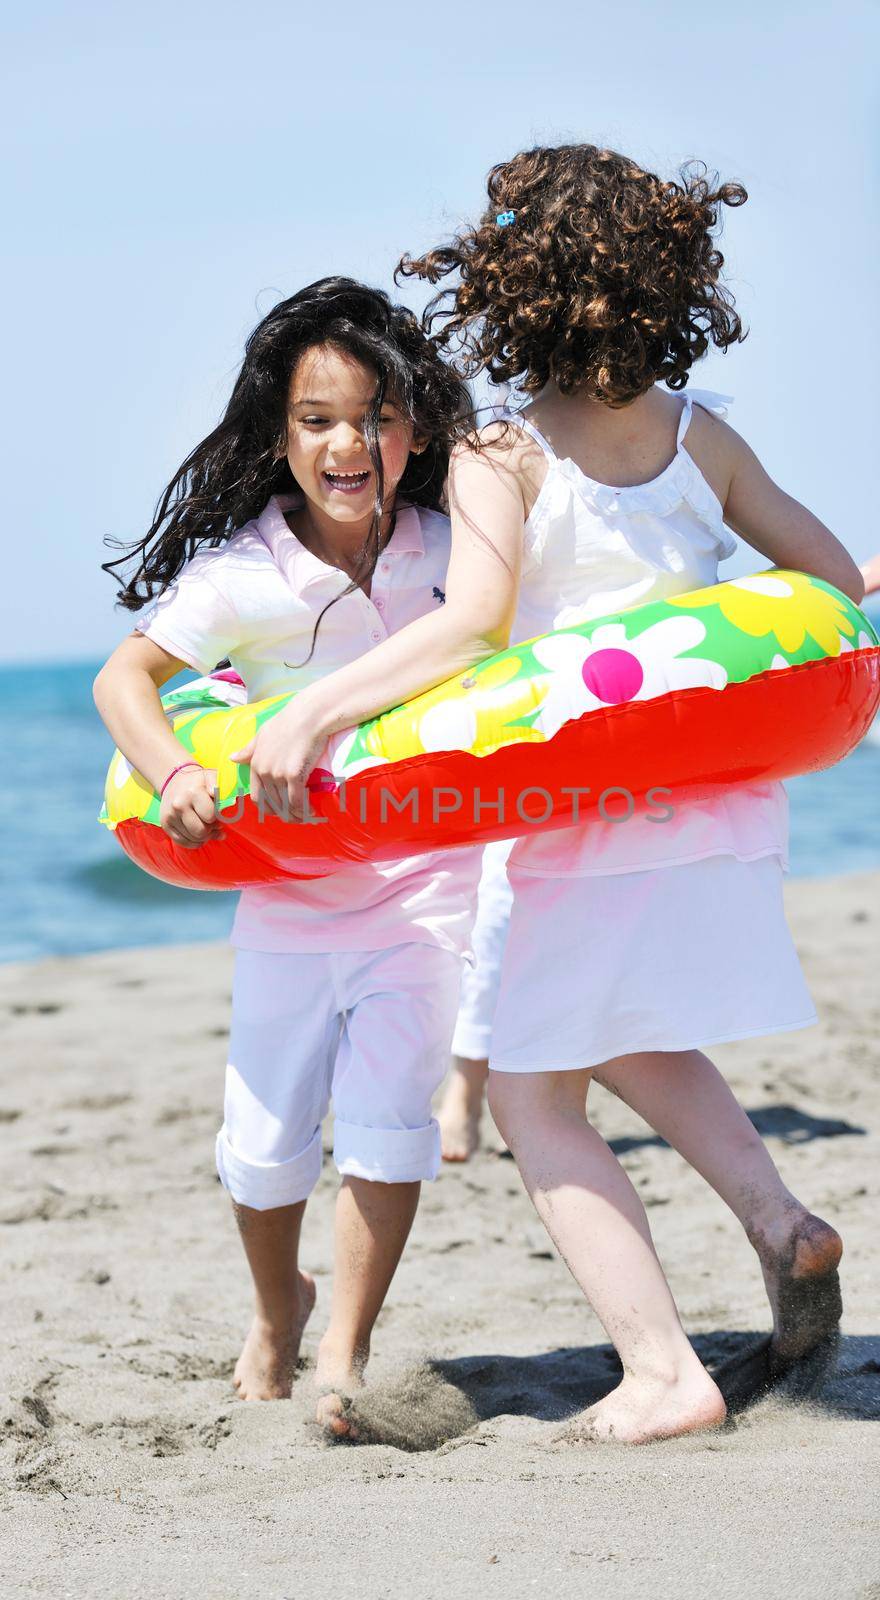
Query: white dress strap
503 408 558 460
676 388 734 447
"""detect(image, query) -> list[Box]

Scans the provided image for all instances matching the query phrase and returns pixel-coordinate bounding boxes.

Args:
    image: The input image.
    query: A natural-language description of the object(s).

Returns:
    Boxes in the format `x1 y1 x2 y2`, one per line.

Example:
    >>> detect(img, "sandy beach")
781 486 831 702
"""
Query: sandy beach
2 871 878 1599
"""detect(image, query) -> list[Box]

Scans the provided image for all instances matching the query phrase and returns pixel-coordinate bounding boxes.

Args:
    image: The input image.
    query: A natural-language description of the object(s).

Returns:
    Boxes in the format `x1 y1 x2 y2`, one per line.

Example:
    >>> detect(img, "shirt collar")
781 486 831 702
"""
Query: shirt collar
384 501 425 557
256 493 424 595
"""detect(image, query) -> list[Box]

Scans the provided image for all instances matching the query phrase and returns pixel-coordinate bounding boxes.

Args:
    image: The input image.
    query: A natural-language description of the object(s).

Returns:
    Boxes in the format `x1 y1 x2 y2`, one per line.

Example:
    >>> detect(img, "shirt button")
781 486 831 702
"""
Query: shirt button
370 629 382 641
380 561 390 573
375 598 384 610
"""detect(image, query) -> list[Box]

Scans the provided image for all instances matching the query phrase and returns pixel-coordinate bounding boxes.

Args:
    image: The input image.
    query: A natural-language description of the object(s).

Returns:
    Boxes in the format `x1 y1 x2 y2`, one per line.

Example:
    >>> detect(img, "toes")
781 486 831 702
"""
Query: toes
315 1392 359 1441
315 1393 344 1426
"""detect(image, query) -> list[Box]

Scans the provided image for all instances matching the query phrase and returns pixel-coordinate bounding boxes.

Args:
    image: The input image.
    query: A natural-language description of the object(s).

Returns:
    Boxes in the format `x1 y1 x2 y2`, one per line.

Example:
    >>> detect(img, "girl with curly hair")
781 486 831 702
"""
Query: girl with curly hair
228 148 864 1444
93 277 483 1435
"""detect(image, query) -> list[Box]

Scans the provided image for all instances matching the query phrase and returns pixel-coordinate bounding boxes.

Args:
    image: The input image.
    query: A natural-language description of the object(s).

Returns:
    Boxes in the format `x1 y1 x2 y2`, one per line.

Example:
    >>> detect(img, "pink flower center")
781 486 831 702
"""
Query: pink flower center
307 766 337 793
582 647 644 703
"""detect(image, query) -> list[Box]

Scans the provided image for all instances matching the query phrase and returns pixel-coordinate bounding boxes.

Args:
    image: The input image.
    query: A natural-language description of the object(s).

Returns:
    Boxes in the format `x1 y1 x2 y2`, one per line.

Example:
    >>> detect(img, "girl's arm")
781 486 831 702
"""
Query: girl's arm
311 440 524 722
721 427 865 604
93 635 223 846
230 440 526 821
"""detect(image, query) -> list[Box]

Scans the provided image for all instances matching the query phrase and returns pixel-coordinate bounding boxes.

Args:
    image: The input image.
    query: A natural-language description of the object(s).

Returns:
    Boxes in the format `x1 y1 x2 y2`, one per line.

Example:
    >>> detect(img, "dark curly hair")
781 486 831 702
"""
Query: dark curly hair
102 277 471 647
397 144 747 406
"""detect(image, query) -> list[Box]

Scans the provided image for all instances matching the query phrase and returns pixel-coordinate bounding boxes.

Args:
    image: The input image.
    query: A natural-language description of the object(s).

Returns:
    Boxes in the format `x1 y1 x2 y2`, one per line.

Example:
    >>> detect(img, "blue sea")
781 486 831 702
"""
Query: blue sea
2 636 879 966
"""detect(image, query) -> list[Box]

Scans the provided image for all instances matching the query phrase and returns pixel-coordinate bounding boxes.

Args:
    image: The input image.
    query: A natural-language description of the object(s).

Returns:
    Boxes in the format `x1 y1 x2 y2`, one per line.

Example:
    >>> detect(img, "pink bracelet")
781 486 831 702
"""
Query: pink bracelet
159 761 202 798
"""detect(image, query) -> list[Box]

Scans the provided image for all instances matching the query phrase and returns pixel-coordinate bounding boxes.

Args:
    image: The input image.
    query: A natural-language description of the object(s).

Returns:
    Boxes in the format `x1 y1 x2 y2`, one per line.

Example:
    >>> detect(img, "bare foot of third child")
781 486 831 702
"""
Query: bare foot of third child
233 1270 317 1400
438 1058 489 1162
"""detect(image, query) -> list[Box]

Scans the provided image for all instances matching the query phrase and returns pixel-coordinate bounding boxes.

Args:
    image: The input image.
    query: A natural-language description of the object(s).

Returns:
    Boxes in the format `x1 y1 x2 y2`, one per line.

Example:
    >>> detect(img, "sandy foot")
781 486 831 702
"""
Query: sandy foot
313 1336 368 1441
232 1271 316 1401
556 1368 727 1446
757 1211 843 1372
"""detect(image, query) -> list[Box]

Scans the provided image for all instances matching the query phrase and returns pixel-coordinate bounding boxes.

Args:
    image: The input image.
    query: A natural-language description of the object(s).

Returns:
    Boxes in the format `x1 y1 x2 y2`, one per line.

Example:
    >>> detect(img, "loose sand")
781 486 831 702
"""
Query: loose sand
2 873 878 1599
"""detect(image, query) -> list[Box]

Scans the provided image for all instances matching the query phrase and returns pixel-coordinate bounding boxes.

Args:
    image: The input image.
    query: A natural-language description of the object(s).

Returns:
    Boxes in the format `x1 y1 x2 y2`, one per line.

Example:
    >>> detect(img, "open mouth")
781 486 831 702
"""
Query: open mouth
323 469 371 496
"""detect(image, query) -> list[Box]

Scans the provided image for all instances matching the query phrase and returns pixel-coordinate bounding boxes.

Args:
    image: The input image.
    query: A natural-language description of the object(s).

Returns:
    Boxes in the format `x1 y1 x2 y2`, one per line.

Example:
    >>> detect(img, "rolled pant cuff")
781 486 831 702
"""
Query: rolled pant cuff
215 1124 322 1210
333 1117 441 1183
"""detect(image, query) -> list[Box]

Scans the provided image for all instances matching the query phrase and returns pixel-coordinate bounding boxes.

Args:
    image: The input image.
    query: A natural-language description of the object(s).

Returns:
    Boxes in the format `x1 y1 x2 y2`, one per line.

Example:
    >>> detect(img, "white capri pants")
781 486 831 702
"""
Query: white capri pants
216 942 463 1210
450 840 514 1061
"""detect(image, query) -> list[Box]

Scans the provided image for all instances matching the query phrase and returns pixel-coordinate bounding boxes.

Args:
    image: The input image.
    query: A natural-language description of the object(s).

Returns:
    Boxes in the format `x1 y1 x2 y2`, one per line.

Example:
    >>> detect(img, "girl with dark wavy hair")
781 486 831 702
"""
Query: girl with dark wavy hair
244 149 864 1445
93 276 482 1435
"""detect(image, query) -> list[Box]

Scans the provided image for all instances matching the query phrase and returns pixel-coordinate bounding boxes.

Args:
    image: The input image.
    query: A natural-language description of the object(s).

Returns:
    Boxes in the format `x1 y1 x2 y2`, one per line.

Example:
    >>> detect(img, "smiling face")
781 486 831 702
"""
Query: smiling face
285 343 423 542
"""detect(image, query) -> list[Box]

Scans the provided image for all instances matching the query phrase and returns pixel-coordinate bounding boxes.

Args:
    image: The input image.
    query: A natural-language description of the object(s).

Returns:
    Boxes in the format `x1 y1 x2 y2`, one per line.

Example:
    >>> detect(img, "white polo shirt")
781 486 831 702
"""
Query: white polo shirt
135 493 481 957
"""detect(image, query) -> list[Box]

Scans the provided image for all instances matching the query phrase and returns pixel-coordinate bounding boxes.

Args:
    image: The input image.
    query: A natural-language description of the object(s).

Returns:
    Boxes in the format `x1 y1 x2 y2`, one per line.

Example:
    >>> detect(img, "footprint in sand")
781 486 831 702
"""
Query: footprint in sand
135 1415 232 1457
199 1414 233 1450
154 1103 211 1125
1 1191 65 1225
62 1093 132 1112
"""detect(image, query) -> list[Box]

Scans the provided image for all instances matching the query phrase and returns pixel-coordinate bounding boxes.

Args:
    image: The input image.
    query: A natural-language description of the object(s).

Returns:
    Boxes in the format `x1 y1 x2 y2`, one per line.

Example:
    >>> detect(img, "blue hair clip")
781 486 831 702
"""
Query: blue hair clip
496 210 516 227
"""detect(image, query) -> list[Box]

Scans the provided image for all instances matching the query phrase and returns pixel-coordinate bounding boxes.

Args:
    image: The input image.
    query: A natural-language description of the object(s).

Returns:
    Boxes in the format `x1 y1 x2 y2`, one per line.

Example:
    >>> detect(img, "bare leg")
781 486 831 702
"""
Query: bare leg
489 1069 726 1444
438 1057 488 1161
315 1177 421 1438
231 1199 317 1400
594 1051 843 1366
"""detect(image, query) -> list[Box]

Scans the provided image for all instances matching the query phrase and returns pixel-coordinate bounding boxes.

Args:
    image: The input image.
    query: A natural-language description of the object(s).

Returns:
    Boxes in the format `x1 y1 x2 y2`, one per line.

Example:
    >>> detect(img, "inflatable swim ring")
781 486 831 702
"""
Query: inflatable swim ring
99 569 880 890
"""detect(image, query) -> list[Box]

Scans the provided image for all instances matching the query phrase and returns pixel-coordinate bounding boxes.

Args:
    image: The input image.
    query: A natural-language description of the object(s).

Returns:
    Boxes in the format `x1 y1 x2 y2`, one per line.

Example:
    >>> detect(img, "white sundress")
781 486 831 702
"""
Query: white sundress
480 389 818 1072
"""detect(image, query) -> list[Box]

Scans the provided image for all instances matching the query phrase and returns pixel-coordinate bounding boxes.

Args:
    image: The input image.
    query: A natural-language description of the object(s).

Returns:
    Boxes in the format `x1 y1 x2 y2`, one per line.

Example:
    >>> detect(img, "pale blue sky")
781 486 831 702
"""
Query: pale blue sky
3 0 877 663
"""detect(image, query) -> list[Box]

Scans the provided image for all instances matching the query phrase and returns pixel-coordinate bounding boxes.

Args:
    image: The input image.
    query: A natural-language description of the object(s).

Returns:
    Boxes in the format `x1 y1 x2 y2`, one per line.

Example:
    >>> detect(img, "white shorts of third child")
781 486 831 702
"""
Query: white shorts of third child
216 943 463 1209
451 840 513 1061
489 854 818 1072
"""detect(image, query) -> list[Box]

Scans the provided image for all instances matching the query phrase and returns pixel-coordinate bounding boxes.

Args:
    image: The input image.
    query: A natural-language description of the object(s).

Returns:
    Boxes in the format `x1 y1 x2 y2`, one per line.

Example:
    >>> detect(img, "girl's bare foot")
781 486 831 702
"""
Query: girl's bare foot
314 1333 368 1439
751 1209 843 1373
556 1365 726 1446
438 1060 487 1162
232 1271 316 1401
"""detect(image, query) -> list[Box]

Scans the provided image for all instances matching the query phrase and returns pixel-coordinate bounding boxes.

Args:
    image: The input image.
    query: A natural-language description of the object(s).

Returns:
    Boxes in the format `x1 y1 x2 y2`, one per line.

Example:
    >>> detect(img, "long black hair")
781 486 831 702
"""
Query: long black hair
102 277 472 643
